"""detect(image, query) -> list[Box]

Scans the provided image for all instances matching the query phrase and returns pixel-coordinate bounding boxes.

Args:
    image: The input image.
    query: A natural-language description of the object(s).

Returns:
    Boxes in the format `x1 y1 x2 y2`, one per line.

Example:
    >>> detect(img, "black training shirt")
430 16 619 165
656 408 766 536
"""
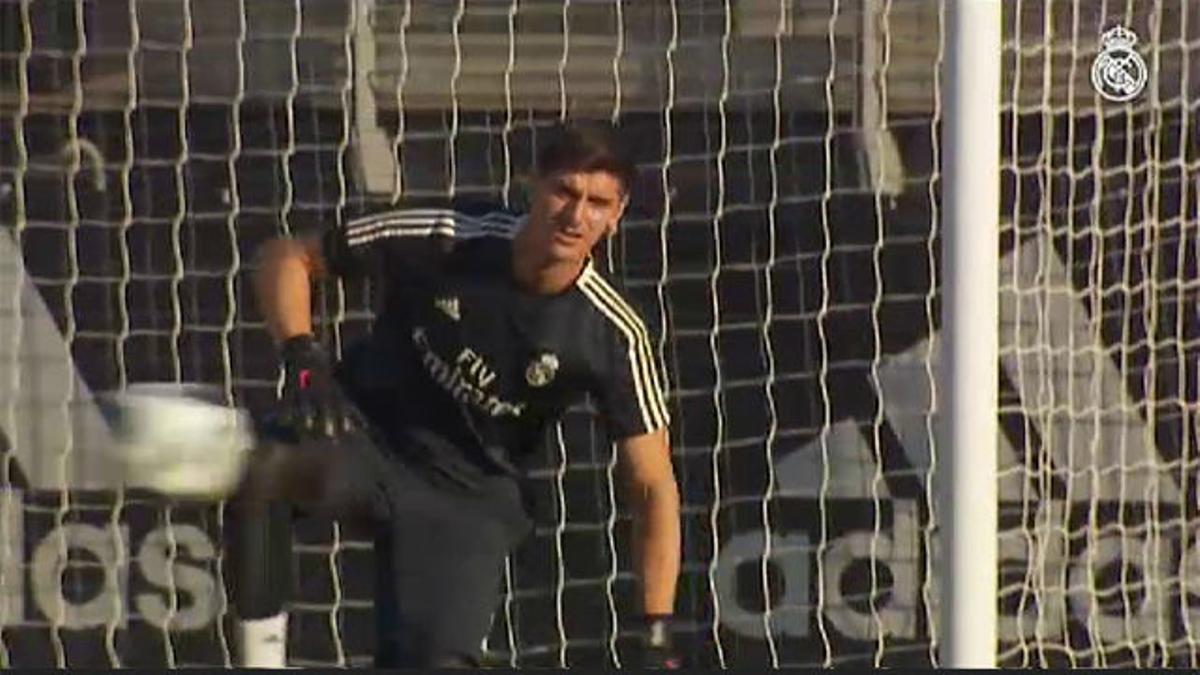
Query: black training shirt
322 199 670 476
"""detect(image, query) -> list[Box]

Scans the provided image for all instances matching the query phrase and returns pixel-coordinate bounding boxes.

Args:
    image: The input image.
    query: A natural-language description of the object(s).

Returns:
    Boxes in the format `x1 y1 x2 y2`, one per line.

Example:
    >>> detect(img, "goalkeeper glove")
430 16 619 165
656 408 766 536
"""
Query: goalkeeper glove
640 615 681 669
277 334 361 438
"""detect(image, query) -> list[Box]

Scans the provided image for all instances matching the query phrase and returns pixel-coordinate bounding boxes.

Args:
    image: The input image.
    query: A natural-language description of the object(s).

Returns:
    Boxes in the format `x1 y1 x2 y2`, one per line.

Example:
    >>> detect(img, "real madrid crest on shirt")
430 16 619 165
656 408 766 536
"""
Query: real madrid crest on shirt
525 352 559 388
1090 25 1148 103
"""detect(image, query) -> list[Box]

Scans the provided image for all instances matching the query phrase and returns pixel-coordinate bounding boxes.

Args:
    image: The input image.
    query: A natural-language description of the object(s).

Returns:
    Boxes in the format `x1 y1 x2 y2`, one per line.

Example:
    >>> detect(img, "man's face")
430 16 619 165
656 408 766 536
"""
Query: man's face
525 169 628 265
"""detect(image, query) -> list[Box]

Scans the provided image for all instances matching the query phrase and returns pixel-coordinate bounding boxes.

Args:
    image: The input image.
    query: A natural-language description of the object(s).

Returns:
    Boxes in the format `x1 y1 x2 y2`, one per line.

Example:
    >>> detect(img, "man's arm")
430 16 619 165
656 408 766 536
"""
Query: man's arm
617 426 681 617
253 234 327 344
253 202 497 344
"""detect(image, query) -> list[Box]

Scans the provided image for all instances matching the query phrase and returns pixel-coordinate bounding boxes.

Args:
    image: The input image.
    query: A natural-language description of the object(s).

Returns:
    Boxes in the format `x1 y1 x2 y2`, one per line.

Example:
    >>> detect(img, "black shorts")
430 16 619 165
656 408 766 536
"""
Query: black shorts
279 407 533 666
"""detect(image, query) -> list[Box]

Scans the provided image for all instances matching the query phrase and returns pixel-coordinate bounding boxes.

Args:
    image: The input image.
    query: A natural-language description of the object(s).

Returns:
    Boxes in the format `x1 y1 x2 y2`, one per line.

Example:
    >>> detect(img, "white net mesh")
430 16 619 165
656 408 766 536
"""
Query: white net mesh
0 0 1198 668
998 1 1199 667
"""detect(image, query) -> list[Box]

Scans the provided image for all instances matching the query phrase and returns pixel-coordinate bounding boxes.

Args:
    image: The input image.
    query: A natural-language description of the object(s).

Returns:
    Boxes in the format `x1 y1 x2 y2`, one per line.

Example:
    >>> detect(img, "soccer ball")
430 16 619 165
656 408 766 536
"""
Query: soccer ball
104 383 256 500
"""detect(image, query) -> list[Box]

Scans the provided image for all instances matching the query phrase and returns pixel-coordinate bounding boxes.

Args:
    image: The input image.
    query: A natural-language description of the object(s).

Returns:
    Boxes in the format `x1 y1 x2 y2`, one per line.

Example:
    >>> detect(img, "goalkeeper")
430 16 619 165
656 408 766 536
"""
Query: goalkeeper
244 122 681 668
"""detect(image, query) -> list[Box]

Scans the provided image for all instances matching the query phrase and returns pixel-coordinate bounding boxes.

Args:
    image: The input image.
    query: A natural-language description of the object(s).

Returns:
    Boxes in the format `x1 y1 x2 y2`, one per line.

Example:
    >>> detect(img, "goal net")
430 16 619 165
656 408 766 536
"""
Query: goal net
0 0 1197 668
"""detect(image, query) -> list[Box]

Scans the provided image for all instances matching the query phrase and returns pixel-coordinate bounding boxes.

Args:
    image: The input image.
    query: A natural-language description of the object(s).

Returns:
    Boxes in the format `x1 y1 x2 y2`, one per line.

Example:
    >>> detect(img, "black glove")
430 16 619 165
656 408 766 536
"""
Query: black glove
276 334 361 438
640 615 681 669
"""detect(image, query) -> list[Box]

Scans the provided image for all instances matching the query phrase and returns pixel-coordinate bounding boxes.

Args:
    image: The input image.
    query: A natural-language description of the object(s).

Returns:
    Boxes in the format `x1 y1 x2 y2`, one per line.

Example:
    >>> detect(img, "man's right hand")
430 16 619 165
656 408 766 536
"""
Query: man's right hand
277 334 361 438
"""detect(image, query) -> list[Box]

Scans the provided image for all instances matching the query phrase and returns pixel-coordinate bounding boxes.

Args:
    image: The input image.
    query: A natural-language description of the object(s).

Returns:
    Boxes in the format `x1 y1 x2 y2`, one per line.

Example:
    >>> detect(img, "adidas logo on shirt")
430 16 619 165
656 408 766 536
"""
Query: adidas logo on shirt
435 296 461 321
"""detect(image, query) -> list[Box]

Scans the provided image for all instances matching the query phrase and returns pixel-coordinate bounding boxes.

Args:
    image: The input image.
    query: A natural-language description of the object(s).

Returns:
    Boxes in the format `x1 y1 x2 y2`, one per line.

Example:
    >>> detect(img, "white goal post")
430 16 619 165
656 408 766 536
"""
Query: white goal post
940 0 1001 667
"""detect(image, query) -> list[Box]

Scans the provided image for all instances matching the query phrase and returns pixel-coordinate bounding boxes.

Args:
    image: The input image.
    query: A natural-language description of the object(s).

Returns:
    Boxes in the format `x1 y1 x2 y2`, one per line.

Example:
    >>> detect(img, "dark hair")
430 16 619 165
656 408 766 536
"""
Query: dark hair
536 122 636 196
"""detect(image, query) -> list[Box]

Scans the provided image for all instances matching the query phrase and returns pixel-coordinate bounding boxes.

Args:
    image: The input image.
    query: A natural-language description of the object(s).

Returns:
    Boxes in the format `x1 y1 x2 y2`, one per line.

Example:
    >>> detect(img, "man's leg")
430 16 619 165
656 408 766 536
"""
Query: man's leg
226 494 291 667
237 425 397 520
226 413 531 667
226 419 398 667
238 439 338 508
373 469 531 667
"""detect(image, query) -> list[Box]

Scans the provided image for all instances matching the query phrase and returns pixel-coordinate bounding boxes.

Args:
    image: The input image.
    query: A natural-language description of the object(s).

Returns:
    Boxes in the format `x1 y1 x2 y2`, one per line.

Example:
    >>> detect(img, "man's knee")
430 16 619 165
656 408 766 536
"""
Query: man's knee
239 429 388 522
239 440 331 506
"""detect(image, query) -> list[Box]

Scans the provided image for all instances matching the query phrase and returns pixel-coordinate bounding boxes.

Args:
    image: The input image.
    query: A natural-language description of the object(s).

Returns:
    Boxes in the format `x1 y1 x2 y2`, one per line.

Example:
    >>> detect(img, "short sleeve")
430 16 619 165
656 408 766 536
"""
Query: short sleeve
321 199 521 279
579 269 671 439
